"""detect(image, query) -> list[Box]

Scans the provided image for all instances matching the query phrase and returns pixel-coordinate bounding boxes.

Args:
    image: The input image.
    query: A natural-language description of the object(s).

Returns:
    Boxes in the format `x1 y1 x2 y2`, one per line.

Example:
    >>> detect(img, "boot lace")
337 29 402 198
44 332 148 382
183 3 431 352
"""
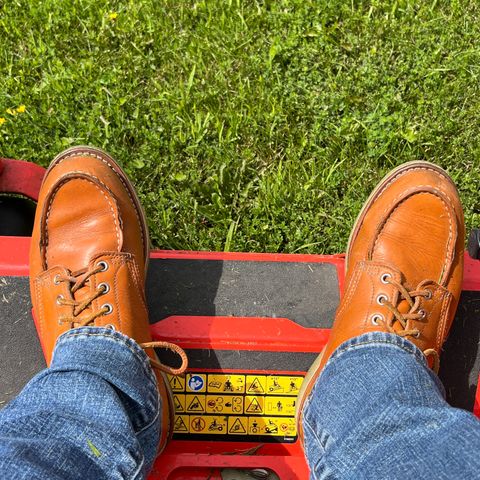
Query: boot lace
376 274 440 373
55 263 188 376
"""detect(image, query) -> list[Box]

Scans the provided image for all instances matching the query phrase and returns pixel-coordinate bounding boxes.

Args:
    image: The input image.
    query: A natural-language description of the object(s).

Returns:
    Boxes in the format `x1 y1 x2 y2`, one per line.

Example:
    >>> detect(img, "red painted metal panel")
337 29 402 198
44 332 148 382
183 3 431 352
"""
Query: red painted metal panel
150 316 329 353
0 236 30 275
0 158 45 200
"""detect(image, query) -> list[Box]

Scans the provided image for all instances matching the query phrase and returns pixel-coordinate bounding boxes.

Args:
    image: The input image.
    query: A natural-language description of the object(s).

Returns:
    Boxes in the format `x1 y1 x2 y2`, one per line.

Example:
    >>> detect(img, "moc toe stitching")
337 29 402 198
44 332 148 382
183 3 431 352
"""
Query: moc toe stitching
369 188 456 286
42 174 123 269
48 173 123 251
372 188 454 261
51 150 146 255
348 166 463 263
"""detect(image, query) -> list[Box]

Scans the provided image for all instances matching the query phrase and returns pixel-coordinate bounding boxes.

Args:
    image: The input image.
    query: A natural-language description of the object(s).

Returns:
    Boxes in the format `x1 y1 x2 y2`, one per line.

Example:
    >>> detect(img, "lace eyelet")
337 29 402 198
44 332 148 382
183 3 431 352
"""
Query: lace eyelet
413 330 421 338
98 282 110 294
104 324 116 330
97 261 109 272
101 303 113 315
376 294 388 305
53 274 61 285
418 309 426 320
371 314 384 326
56 294 65 305
424 290 432 300
380 273 391 284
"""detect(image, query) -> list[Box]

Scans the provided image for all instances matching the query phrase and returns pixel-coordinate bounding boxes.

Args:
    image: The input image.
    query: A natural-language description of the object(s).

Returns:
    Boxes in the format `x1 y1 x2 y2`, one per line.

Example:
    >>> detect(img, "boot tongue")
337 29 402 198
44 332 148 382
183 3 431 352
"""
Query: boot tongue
397 298 411 315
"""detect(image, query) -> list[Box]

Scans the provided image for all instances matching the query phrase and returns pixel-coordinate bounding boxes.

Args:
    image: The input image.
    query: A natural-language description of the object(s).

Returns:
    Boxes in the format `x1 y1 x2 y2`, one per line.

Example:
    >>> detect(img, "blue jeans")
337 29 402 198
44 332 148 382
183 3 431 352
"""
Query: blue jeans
0 327 162 480
303 332 480 479
1 329 479 479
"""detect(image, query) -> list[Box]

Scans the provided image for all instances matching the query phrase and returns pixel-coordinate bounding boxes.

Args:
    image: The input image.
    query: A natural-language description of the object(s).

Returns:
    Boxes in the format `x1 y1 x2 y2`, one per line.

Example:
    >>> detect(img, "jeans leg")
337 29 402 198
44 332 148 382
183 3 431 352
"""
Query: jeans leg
0 327 162 480
303 332 480 480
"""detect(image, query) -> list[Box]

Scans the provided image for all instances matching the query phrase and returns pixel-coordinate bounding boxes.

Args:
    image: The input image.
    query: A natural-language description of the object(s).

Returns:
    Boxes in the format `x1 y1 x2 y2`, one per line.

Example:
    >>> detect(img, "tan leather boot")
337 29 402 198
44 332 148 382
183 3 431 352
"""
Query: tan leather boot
296 161 464 444
29 145 187 455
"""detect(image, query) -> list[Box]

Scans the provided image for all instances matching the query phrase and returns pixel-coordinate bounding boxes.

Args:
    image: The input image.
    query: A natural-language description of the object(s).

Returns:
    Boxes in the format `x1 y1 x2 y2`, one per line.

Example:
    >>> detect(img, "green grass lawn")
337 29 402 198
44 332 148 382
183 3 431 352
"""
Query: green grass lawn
1 0 480 253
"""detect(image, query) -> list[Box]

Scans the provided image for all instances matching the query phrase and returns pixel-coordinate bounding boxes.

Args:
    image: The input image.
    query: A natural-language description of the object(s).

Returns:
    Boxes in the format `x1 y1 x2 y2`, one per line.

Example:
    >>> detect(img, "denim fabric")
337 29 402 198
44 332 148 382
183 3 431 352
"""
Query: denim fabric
2 329 480 480
0 327 161 480
303 332 480 480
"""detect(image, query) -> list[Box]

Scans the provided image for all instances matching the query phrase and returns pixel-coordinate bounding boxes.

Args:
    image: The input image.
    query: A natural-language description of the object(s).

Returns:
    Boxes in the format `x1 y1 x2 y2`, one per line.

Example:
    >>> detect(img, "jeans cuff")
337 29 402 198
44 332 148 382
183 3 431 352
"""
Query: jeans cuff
326 331 429 370
53 326 152 374
51 326 159 431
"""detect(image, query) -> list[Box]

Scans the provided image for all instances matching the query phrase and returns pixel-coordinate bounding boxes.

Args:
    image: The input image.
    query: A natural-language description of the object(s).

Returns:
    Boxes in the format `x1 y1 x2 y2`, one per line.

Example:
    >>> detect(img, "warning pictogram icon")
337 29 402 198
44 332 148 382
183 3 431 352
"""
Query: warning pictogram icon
288 380 299 392
246 397 263 413
268 378 284 393
174 416 188 432
187 395 205 412
169 375 185 391
223 379 234 392
190 417 206 432
174 396 184 412
229 417 246 434
248 377 264 394
208 418 224 432
264 420 278 434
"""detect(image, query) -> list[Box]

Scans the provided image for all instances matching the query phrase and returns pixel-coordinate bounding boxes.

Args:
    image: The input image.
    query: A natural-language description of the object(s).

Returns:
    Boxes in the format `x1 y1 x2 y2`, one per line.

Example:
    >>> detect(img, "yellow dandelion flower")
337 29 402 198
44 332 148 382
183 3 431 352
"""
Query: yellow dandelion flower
108 12 118 21
16 105 26 113
6 108 16 116
0 117 6 125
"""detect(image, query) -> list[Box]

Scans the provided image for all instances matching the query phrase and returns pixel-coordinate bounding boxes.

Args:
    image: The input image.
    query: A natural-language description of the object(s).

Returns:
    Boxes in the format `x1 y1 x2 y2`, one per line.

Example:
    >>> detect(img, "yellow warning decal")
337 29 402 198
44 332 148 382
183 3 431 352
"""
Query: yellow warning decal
167 374 186 392
173 415 189 433
205 395 243 414
266 376 303 395
264 396 296 416
189 415 228 434
244 395 264 415
207 374 245 393
173 394 185 413
185 394 206 413
246 375 266 394
228 416 248 434
172 372 304 441
248 416 297 437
